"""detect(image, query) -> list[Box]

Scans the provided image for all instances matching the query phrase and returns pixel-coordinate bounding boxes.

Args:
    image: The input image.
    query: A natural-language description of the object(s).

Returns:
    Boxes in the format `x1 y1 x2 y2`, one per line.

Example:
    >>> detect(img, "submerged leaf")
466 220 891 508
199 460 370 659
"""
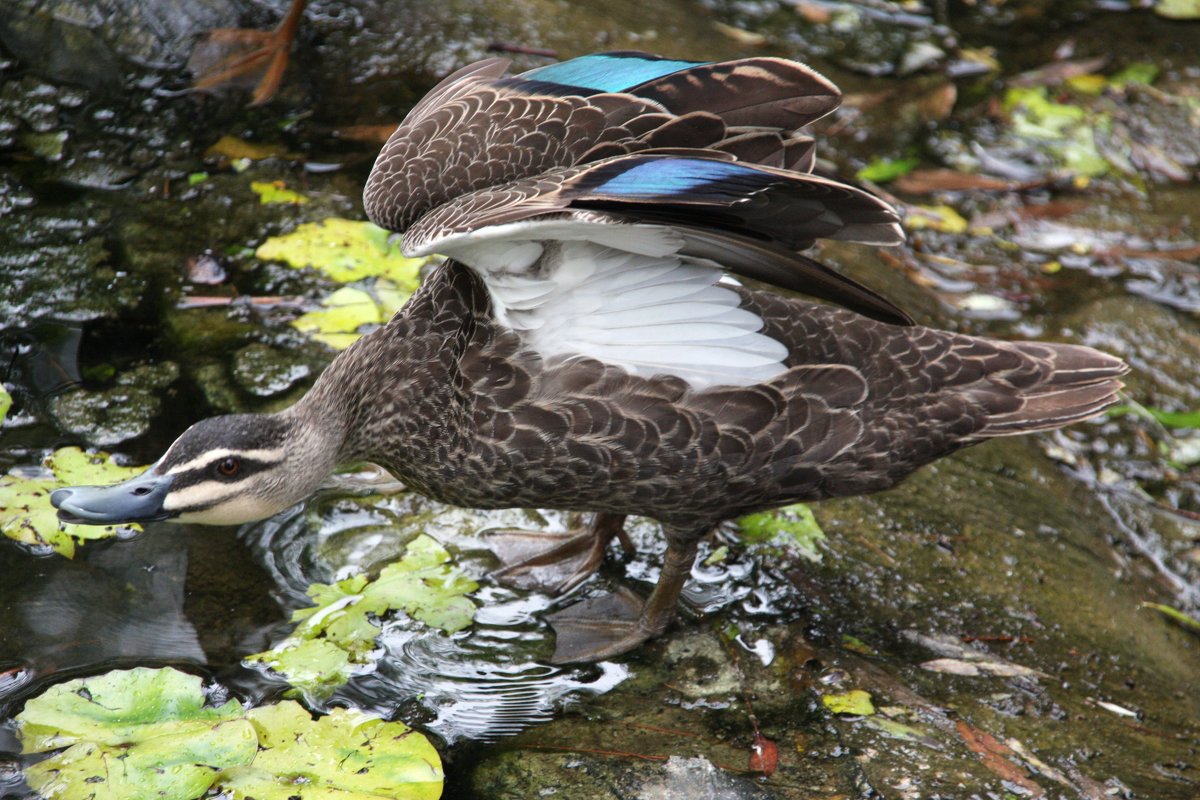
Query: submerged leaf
247 534 477 696
0 447 144 557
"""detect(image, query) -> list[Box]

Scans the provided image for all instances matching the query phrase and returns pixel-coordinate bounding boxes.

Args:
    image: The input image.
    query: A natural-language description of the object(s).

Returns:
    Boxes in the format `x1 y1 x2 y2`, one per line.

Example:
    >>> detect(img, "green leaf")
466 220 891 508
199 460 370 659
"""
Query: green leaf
856 156 919 183
1108 403 1200 430
738 503 826 562
1155 0 1200 19
1140 602 1200 634
17 667 245 753
17 668 257 800
16 668 444 800
250 180 309 205
187 171 209 186
219 702 443 800
1003 87 1110 178
291 286 384 350
247 534 477 696
255 218 426 285
1109 62 1159 88
822 689 876 716
0 447 145 557
25 721 257 800
0 384 10 425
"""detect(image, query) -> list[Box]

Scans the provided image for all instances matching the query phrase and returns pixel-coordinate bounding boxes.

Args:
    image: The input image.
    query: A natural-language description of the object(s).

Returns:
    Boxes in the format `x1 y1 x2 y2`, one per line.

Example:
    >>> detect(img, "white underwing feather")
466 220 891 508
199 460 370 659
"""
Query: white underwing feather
438 220 789 389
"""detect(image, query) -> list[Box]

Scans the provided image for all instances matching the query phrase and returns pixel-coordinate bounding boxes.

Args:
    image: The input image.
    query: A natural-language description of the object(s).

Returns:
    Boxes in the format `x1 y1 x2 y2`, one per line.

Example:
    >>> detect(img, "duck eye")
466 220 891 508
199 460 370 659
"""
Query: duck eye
217 457 240 477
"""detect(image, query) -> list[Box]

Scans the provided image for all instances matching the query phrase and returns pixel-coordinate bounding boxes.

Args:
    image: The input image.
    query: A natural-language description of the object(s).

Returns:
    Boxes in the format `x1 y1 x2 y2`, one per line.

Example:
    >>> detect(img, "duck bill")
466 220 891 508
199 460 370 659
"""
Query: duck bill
50 471 174 525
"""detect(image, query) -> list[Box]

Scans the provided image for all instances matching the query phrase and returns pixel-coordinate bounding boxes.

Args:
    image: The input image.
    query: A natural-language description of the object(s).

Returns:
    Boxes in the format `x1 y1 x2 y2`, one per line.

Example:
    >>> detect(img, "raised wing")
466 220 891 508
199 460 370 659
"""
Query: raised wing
363 52 844 233
403 155 910 326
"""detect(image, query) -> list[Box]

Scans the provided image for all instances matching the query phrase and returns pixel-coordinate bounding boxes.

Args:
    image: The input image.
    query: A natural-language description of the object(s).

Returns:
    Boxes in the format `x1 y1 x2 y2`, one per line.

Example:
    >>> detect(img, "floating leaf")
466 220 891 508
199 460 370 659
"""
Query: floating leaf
247 534 477 696
0 384 10 424
291 285 383 350
856 155 919 183
250 180 309 205
187 171 209 186
822 689 876 716
738 502 826 562
17 668 256 800
16 668 443 800
0 447 145 557
255 218 425 285
220 702 443 800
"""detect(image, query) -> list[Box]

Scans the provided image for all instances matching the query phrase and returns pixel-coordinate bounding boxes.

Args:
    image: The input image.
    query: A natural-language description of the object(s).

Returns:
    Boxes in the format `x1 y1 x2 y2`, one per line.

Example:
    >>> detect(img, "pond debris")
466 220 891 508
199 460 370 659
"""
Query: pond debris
189 0 307 107
955 720 1045 796
902 630 1049 679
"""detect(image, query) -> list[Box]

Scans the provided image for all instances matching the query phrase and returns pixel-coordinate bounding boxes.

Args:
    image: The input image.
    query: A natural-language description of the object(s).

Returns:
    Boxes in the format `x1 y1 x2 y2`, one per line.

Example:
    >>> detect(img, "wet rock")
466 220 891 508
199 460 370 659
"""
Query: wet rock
49 361 180 446
0 0 242 90
231 342 311 397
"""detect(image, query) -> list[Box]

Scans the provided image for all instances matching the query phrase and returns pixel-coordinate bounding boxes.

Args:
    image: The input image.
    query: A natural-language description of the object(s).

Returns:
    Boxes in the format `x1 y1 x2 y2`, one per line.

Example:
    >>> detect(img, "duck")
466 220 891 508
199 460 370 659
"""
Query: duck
52 52 1128 663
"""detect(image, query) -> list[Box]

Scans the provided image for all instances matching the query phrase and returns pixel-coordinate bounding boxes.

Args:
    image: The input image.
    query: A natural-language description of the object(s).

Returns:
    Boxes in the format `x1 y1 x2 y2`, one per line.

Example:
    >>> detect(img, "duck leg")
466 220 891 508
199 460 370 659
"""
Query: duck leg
490 512 631 594
190 0 307 106
546 537 700 664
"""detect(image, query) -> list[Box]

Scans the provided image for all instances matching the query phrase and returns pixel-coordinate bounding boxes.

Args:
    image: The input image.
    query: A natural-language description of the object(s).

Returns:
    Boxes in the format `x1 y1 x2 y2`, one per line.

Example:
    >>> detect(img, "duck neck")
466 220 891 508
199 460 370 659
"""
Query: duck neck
290 281 476 486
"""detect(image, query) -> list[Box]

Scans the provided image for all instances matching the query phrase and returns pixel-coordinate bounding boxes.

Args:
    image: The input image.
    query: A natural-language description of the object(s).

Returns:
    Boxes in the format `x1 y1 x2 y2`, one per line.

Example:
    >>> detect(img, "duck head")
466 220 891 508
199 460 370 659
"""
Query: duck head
51 412 340 526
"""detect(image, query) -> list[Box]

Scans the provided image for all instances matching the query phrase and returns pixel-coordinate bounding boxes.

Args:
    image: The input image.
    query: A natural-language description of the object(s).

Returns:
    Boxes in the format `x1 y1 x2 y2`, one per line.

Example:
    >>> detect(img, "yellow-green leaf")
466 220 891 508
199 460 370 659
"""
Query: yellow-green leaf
255 218 425 285
219 703 442 800
0 447 145 557
822 689 876 716
250 180 309 205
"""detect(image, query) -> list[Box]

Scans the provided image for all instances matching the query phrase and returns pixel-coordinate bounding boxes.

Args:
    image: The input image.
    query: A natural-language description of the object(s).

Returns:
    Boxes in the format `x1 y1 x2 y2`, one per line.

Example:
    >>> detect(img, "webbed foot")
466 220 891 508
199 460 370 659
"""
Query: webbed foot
544 539 700 663
489 512 630 594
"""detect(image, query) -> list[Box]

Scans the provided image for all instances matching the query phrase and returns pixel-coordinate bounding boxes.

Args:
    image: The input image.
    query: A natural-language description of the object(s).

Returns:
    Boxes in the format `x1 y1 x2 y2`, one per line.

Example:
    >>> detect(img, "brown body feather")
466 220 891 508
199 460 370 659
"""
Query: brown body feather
305 262 1126 543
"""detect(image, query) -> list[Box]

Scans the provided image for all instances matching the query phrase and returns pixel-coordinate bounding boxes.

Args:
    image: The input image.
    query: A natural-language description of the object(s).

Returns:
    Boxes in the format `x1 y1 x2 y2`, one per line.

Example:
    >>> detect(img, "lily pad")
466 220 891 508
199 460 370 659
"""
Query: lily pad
219 702 443 800
0 447 145 557
255 218 426 285
737 503 827 562
18 668 256 800
247 534 477 696
16 668 443 800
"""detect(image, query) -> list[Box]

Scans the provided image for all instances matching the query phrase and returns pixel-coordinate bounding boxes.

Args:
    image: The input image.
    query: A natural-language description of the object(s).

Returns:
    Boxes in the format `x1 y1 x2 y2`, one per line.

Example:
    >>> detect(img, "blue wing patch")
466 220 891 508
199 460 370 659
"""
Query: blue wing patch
589 158 768 198
520 52 707 93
